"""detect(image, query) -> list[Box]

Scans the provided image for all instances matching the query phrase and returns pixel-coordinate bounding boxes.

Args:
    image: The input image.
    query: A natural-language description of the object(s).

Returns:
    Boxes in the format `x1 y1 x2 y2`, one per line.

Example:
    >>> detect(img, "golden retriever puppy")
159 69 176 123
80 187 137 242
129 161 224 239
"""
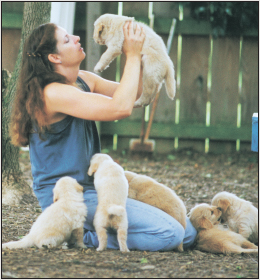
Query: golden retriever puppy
93 13 176 107
211 191 258 244
125 171 186 252
2 177 87 250
88 153 129 252
189 203 258 254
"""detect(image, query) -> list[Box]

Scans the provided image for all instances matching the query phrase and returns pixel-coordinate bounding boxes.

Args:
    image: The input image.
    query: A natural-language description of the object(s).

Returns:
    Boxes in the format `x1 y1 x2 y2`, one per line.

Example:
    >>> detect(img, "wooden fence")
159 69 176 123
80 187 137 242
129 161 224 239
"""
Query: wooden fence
82 2 258 154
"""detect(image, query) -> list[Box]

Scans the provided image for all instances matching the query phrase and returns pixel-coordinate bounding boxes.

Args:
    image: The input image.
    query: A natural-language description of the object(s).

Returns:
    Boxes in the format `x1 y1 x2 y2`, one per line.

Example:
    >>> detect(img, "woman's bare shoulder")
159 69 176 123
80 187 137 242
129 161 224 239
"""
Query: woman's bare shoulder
78 70 99 92
43 82 69 97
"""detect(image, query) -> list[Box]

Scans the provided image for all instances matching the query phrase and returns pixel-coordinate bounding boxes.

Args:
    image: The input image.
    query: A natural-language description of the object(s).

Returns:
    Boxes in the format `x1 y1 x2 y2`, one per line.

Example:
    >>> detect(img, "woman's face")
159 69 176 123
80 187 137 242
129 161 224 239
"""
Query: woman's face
55 26 85 66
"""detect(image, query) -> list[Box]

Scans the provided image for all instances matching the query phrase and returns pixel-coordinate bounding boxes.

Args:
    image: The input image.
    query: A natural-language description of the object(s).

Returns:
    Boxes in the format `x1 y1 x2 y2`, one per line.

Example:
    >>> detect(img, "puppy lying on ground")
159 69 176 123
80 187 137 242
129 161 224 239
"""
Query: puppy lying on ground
188 203 258 254
125 171 186 252
211 191 258 244
2 177 87 250
93 13 176 107
88 153 129 252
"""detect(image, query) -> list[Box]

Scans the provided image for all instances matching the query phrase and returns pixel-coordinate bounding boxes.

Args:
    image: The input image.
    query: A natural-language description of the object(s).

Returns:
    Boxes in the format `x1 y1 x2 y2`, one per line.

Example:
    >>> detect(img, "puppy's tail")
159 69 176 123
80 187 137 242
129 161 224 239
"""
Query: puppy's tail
164 60 176 100
108 205 126 217
2 235 34 249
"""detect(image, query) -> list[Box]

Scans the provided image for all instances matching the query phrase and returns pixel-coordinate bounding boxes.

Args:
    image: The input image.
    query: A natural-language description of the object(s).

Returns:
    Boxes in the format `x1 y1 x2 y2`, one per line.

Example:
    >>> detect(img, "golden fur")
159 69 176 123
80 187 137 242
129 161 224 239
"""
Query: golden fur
211 191 258 244
189 203 258 254
2 177 87 250
88 153 129 252
93 13 176 107
125 171 186 252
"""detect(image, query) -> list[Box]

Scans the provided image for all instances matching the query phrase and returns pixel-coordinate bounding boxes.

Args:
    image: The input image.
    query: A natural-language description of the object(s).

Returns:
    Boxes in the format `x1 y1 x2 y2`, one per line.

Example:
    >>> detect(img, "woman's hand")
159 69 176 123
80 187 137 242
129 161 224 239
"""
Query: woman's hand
122 21 145 58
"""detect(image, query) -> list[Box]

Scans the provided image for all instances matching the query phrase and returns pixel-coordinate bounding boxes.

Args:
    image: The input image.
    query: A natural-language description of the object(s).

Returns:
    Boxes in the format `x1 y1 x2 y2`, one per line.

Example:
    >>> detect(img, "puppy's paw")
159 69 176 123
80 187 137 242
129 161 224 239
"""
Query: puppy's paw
177 243 184 252
134 96 151 107
76 243 88 249
121 248 130 253
94 63 104 73
96 246 105 251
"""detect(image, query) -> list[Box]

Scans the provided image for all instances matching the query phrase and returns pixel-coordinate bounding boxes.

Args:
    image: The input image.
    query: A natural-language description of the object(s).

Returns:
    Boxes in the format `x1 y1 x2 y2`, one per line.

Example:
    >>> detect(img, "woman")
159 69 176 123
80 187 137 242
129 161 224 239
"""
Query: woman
10 22 196 251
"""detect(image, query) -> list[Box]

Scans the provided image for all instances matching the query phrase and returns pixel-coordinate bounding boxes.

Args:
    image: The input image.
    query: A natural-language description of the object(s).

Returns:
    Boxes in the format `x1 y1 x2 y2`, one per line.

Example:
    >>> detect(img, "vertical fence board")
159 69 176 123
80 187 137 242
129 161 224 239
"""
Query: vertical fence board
241 37 258 125
211 37 240 126
101 2 118 14
99 2 118 82
86 2 101 72
123 2 149 17
179 35 209 124
153 2 179 18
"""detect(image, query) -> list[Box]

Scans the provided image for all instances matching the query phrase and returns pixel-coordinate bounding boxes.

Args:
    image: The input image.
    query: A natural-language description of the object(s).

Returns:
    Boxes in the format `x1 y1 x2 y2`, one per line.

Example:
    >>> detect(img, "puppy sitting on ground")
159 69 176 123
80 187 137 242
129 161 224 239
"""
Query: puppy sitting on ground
2 177 87 250
188 203 258 254
88 153 129 252
93 13 176 107
125 171 186 252
211 191 258 244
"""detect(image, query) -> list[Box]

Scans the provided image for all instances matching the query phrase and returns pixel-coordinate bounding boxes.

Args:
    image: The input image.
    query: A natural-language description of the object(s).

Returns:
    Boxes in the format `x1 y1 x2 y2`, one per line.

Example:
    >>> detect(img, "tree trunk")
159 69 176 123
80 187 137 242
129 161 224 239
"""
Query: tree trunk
2 2 51 205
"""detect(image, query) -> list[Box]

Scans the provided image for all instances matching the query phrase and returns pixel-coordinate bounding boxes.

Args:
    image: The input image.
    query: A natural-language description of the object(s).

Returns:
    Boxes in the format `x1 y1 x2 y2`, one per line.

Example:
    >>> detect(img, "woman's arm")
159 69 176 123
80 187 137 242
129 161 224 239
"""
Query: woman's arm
78 62 143 100
44 22 145 122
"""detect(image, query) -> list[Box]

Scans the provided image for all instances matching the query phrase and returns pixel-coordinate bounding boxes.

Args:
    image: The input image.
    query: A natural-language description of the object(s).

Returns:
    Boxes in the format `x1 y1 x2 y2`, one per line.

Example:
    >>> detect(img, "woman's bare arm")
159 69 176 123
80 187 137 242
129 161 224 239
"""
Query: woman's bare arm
79 63 143 100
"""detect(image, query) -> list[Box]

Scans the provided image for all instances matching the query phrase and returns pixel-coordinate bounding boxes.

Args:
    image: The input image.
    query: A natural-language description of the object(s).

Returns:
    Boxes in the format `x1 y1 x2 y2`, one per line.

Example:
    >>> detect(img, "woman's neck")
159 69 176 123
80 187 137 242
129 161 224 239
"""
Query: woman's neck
56 65 80 85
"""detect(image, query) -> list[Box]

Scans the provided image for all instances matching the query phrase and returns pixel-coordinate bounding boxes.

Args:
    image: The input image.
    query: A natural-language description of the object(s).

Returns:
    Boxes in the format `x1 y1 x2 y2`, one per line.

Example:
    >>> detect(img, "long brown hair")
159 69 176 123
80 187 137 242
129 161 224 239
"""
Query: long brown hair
10 23 67 147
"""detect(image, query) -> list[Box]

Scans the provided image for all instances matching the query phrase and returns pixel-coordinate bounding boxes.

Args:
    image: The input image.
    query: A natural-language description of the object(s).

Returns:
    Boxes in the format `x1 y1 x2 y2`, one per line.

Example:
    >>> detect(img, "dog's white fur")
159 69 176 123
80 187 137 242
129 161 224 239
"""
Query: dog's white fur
93 13 176 107
189 203 258 254
211 191 258 244
88 153 129 252
124 171 186 252
2 177 87 250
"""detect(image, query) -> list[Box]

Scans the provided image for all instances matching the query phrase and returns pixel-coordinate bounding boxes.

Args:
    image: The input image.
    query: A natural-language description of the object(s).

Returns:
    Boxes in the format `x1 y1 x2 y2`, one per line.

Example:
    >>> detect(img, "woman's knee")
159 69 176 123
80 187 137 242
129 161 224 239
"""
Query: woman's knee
126 198 186 251
157 222 185 251
33 184 54 211
183 217 197 249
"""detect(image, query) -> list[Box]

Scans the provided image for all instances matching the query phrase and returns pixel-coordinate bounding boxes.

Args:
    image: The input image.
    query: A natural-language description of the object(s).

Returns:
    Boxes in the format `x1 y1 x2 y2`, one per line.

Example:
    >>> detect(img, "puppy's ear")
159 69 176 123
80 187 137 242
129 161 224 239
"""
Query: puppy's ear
199 217 213 230
76 182 83 192
74 181 83 192
88 162 98 176
124 171 134 183
53 192 59 203
98 24 104 37
217 199 230 213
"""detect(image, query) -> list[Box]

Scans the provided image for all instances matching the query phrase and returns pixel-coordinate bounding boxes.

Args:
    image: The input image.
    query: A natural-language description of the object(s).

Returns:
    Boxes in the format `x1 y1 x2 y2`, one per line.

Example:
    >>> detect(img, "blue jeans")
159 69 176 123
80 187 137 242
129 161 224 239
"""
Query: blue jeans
34 187 197 252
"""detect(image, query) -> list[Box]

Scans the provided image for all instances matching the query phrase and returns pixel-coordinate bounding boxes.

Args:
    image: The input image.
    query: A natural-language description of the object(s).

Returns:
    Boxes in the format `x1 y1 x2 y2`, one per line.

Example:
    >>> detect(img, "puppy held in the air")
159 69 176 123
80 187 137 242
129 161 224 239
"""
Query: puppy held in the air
125 171 186 252
93 13 176 107
189 203 258 254
211 191 258 244
2 177 87 250
88 153 129 252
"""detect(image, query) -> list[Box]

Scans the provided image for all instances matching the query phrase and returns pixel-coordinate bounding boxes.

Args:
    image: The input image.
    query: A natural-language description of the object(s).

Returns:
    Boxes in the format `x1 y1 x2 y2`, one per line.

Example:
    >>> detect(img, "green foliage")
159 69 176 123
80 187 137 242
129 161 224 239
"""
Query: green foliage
187 2 258 37
167 154 176 161
140 257 148 264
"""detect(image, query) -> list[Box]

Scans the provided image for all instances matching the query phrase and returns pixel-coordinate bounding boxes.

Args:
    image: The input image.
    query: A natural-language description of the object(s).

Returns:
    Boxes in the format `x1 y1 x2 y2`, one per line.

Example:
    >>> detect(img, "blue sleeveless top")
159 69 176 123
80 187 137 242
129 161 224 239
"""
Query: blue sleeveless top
29 77 101 192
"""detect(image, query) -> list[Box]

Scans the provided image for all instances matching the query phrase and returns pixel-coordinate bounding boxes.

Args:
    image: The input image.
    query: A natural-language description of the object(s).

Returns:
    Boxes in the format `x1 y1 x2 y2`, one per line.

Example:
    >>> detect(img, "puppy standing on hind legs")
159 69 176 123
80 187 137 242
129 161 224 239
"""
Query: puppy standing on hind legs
88 153 129 252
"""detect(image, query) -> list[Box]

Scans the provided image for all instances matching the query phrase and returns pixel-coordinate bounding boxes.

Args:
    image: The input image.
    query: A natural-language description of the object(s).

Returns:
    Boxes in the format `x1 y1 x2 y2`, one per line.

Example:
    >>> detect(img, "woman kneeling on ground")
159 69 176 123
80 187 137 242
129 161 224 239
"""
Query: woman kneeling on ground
10 21 197 251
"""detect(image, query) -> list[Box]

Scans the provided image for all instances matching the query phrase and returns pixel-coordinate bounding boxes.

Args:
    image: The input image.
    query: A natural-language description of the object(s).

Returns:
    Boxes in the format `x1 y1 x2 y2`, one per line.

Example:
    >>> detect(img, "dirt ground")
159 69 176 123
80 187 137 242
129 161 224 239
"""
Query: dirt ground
2 149 259 278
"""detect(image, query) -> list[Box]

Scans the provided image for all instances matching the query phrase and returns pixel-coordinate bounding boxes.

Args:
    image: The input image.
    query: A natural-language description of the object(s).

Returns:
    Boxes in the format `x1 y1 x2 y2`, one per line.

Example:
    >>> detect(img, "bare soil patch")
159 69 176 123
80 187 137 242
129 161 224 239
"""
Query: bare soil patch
2 149 259 278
